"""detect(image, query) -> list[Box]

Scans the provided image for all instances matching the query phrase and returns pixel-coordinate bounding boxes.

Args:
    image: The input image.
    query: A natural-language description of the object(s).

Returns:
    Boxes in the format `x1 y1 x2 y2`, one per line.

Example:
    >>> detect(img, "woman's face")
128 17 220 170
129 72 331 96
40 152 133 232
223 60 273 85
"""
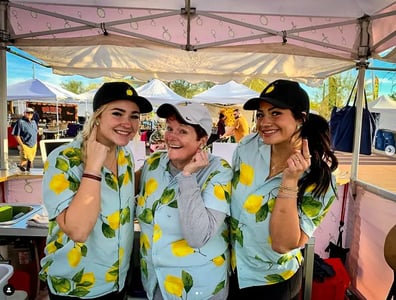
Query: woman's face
164 116 206 169
256 101 302 147
96 100 141 147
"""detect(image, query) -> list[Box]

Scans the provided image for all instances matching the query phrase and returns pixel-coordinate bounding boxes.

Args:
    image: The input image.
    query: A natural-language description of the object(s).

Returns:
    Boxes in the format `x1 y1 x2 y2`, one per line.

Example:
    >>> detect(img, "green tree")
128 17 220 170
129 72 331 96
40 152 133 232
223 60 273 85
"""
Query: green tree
61 80 86 94
169 80 215 99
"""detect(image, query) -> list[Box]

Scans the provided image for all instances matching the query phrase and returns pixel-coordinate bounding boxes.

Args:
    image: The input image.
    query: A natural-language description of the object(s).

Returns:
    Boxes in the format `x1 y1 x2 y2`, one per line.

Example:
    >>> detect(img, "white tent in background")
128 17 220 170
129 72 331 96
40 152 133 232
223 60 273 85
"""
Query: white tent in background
7 78 77 101
136 79 188 106
7 78 78 125
369 95 396 131
192 81 259 105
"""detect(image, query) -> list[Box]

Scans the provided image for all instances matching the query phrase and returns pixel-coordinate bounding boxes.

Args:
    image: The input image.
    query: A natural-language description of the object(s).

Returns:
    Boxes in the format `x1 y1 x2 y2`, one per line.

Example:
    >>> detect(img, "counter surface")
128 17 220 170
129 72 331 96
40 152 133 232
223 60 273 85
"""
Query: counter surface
0 205 48 237
0 168 44 183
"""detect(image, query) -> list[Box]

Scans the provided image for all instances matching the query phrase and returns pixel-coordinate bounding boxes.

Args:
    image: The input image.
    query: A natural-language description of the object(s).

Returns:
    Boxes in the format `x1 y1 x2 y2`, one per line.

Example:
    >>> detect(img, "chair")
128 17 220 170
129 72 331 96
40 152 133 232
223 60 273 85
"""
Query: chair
39 138 73 164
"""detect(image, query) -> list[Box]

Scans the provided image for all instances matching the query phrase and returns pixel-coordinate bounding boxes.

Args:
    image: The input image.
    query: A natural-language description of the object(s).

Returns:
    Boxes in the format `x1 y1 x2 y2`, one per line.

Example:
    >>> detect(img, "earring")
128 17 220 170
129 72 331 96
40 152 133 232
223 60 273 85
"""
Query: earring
95 120 100 126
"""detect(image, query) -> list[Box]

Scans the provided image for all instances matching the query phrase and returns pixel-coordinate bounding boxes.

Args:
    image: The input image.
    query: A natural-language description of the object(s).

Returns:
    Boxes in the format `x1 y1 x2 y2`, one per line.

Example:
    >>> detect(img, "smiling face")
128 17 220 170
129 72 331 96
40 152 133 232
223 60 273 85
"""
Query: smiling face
95 100 141 148
256 101 303 148
164 116 207 170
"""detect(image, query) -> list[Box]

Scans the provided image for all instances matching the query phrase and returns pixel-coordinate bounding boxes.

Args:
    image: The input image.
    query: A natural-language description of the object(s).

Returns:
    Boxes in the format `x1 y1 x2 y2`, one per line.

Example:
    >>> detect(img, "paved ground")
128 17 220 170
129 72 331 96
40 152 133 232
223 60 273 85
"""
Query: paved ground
334 150 396 193
335 150 396 165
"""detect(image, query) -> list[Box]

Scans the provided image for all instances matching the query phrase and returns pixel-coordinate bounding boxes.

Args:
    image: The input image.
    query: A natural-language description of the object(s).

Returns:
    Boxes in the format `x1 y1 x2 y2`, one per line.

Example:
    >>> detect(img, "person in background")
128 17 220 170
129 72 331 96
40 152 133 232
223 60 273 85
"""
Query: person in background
136 102 233 300
12 107 38 172
220 108 249 143
228 79 338 299
207 110 227 145
39 82 153 300
149 122 166 152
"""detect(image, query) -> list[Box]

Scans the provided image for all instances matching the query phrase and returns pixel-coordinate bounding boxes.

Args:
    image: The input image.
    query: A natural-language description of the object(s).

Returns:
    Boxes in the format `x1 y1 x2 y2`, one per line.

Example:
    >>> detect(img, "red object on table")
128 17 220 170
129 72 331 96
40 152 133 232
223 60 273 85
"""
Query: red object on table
7 127 18 148
311 258 351 300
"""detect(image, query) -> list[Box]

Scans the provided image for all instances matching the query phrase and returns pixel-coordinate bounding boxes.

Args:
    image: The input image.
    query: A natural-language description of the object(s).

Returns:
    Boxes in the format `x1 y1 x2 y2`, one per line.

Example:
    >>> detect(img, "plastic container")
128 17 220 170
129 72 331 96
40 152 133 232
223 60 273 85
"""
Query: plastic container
0 207 13 223
0 264 13 300
383 130 396 148
375 129 385 150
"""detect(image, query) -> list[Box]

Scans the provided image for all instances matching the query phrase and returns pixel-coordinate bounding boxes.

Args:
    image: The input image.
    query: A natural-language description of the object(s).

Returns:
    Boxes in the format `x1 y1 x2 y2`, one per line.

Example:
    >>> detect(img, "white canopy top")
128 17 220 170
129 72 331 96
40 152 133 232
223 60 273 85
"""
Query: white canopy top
4 1 396 85
192 80 259 104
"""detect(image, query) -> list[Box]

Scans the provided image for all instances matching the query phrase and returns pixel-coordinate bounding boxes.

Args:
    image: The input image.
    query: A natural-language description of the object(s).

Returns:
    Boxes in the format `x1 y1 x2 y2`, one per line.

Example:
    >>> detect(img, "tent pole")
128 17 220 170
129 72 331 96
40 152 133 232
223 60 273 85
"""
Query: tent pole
0 1 9 170
350 60 368 192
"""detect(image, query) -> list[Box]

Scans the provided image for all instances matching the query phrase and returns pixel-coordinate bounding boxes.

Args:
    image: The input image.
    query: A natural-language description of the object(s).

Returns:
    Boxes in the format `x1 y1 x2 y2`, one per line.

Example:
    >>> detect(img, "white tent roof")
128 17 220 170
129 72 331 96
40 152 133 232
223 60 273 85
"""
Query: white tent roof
2 0 396 174
7 78 78 101
77 79 188 106
77 89 97 102
4 1 396 85
136 79 188 105
192 80 259 104
370 95 396 112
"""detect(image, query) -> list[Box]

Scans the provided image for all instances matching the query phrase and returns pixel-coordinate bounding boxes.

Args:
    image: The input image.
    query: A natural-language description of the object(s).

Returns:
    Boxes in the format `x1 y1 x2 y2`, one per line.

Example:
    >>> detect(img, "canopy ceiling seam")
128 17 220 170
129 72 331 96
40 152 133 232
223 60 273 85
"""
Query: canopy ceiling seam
9 3 180 39
8 1 363 55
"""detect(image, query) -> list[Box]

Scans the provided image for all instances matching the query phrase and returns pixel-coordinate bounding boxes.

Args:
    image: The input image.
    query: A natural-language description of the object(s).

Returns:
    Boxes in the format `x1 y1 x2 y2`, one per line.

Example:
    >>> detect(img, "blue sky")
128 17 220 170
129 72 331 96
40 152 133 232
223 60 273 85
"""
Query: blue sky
6 47 396 99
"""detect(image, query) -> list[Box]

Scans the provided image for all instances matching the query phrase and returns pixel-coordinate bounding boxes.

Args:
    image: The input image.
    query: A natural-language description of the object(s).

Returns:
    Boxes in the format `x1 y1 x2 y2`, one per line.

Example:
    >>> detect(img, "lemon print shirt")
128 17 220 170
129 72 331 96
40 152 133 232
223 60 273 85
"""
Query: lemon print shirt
230 134 336 289
40 138 136 298
137 151 233 300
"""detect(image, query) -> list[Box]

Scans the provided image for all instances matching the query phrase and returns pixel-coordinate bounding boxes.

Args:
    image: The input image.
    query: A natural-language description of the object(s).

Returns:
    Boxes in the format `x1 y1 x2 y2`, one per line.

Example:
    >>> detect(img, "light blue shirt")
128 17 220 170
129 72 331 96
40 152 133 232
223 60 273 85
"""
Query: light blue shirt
230 133 337 289
137 151 233 300
40 137 136 298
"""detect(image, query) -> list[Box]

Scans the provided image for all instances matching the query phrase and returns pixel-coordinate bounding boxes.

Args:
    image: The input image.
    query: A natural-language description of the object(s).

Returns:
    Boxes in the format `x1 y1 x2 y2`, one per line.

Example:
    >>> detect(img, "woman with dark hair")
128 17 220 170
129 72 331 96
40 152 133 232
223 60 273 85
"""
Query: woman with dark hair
229 79 338 300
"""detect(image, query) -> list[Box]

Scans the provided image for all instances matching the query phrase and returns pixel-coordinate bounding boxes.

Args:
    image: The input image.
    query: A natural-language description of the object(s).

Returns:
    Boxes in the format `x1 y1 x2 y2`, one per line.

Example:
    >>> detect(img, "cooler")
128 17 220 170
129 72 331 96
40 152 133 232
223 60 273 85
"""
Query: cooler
0 264 28 300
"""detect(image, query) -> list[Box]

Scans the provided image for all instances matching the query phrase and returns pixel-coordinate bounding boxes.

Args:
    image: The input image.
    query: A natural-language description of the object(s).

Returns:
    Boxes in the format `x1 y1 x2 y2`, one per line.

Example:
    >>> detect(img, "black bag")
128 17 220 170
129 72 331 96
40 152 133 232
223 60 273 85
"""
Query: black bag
330 79 376 155
325 183 350 264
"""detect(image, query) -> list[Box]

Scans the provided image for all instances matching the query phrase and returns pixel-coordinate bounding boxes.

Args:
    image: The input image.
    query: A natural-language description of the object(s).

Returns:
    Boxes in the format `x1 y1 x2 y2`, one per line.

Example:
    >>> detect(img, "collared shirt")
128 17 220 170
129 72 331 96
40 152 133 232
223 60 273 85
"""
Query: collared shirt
230 133 337 289
12 117 38 147
137 151 233 300
40 137 136 298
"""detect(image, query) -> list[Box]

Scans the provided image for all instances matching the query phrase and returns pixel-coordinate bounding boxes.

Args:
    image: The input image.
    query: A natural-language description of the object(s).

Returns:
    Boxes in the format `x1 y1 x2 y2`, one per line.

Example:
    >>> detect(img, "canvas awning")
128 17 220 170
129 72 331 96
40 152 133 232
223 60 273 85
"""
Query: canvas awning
192 80 259 104
1 0 396 175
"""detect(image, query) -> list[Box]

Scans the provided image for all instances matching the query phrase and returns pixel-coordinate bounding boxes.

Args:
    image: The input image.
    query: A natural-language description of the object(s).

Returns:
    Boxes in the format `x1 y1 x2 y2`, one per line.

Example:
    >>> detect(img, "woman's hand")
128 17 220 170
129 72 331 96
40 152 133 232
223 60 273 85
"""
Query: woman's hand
182 148 209 176
85 124 109 174
284 139 311 178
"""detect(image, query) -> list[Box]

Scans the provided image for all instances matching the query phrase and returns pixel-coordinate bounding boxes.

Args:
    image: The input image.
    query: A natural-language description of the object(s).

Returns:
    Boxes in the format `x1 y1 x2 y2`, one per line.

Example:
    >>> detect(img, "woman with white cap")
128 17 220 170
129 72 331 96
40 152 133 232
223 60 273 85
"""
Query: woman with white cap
136 102 233 300
40 82 153 300
228 79 338 299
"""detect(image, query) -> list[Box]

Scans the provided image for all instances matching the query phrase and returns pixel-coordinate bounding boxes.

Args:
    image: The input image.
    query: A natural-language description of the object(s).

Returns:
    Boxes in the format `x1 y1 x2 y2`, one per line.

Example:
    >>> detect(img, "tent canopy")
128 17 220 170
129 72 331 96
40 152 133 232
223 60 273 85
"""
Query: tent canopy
7 78 78 101
3 1 396 85
136 79 188 105
369 95 396 131
77 79 188 106
370 95 396 111
192 80 259 104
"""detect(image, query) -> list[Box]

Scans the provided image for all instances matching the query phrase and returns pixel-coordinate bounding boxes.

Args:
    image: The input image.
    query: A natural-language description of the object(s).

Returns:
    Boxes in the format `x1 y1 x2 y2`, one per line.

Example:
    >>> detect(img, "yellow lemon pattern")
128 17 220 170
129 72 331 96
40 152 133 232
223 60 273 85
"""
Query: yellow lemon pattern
164 275 184 297
153 224 162 242
136 151 232 299
212 254 225 266
230 134 337 288
243 194 263 214
41 141 135 297
171 240 195 257
239 162 254 186
49 173 69 195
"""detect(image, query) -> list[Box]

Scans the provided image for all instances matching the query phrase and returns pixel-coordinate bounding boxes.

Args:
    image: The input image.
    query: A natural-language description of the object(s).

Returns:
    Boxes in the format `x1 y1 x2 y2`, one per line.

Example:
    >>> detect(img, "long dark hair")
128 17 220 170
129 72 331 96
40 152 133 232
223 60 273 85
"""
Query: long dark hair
298 113 338 204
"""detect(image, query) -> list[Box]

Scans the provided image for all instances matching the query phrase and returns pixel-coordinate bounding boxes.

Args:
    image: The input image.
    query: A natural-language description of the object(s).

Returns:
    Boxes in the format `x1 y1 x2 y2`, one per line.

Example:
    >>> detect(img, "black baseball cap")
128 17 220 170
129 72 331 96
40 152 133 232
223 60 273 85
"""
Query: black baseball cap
243 79 310 113
93 82 153 113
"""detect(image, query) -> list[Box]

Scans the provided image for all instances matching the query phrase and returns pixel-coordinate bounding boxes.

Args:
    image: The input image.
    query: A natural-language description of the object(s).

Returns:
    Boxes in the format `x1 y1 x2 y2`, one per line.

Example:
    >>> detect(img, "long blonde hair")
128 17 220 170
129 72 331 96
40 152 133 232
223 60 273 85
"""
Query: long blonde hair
77 105 107 163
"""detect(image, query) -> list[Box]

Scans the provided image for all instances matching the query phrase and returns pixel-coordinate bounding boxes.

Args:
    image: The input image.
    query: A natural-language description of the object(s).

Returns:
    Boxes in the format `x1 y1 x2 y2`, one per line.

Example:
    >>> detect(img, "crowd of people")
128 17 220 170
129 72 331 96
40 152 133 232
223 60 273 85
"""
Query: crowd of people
38 79 338 300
